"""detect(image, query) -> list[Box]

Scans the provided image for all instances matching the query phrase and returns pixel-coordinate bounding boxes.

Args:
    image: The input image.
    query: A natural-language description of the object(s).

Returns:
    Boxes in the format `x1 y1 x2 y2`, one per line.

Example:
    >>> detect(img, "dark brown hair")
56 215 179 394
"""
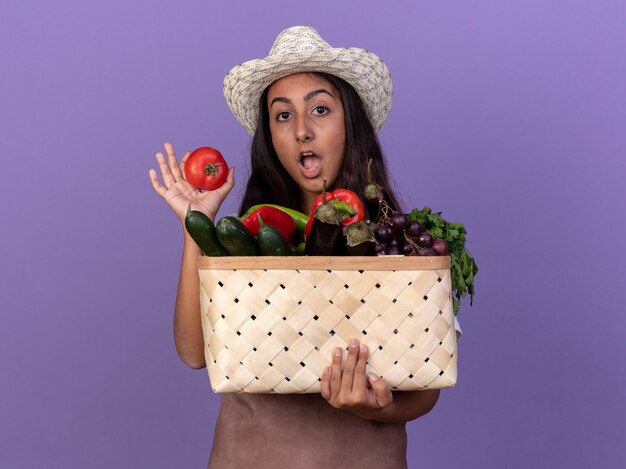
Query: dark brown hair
237 73 400 215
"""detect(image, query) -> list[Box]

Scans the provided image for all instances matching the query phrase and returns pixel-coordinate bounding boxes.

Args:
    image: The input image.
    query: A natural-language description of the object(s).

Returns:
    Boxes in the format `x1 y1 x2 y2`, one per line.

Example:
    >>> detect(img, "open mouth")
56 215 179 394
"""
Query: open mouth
298 151 322 178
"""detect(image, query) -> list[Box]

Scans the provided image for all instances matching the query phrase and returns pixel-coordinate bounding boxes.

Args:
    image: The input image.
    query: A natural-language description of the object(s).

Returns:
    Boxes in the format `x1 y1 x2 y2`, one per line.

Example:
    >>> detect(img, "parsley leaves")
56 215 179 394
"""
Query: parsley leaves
408 207 479 316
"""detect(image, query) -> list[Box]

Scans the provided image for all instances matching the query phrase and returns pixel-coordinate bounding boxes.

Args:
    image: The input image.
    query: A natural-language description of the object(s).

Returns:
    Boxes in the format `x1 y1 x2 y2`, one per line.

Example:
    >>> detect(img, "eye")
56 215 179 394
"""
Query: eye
276 111 291 121
312 106 329 116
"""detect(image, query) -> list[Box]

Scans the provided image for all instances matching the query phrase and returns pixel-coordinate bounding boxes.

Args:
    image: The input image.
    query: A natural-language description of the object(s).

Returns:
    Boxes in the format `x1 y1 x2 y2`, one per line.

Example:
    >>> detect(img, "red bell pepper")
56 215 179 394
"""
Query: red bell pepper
305 188 366 238
241 206 296 241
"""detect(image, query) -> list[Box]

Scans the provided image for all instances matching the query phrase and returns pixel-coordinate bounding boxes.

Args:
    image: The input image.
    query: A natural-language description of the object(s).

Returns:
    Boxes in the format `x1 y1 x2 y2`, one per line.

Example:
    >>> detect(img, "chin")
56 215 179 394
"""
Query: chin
298 177 321 192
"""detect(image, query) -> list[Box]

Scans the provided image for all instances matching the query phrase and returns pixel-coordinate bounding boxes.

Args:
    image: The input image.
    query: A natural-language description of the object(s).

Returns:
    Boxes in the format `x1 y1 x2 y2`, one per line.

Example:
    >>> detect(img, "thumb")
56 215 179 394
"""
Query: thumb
208 167 235 207
368 373 393 408
217 167 236 194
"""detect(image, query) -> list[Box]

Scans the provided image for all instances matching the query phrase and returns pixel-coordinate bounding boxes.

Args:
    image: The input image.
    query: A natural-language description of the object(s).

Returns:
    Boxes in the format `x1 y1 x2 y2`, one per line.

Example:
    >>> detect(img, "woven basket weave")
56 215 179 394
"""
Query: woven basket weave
198 256 457 394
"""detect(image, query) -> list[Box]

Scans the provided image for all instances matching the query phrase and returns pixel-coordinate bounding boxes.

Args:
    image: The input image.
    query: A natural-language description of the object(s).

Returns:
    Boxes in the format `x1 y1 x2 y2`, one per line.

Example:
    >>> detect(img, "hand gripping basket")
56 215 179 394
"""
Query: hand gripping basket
198 256 457 394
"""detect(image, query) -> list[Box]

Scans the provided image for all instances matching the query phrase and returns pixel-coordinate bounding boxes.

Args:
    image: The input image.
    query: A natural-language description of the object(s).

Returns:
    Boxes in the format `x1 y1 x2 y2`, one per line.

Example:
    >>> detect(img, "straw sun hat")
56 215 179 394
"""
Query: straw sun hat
223 26 392 135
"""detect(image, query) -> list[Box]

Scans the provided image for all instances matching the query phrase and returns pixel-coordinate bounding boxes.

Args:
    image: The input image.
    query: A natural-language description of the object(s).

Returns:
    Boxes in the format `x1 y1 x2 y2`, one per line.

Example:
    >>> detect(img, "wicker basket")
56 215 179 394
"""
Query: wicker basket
198 255 457 394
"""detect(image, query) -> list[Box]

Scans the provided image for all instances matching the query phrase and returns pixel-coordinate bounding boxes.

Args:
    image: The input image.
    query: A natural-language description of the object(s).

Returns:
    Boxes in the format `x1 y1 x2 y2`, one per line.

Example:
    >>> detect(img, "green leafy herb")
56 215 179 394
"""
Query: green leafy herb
408 207 479 316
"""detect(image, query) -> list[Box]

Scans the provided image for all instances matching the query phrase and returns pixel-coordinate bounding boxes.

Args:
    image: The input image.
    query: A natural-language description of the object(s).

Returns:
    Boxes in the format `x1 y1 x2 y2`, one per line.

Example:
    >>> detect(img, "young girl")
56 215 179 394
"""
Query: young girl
149 26 441 469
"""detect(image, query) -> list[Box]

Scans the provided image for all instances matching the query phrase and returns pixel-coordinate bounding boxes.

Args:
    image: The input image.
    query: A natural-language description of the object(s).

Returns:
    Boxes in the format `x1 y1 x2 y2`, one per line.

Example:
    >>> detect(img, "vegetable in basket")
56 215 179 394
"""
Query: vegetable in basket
304 180 343 256
184 205 230 257
343 220 377 256
240 204 309 233
304 186 365 238
215 216 259 256
240 206 296 241
364 159 384 223
256 216 295 256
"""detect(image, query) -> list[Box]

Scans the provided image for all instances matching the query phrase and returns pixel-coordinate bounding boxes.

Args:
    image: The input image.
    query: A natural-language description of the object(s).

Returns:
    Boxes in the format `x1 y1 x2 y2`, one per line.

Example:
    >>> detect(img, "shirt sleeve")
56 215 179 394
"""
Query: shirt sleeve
454 316 462 340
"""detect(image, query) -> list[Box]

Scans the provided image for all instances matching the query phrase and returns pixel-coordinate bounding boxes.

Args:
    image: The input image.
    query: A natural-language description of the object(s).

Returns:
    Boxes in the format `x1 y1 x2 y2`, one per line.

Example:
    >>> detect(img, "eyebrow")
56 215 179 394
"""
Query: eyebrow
270 88 334 107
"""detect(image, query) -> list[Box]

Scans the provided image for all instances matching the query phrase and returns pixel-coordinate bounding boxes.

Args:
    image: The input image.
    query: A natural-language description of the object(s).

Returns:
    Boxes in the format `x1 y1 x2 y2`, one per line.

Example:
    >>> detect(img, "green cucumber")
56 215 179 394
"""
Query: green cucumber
257 216 294 256
184 206 229 257
215 216 259 256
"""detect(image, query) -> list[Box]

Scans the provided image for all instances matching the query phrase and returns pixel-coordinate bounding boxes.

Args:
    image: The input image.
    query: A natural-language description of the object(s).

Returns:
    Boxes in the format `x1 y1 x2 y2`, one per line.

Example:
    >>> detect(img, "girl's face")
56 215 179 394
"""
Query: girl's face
267 73 346 213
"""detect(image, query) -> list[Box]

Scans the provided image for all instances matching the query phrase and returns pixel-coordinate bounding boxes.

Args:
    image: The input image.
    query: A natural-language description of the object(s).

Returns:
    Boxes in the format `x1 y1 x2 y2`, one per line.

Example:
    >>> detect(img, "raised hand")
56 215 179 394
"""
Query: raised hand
148 142 235 222
320 339 393 417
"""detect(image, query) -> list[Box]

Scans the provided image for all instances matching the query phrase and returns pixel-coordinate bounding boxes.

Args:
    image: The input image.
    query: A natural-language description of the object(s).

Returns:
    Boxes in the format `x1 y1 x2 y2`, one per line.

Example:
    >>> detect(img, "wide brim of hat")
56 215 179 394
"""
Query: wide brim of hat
223 47 392 135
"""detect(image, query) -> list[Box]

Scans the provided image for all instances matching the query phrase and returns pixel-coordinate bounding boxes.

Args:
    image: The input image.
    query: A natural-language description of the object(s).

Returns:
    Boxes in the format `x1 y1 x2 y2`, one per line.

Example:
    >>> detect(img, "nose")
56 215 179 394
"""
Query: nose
295 116 314 143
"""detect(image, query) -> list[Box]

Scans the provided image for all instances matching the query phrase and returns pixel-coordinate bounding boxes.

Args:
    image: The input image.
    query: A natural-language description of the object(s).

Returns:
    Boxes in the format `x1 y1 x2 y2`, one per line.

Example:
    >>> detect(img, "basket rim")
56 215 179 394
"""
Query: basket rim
197 255 450 271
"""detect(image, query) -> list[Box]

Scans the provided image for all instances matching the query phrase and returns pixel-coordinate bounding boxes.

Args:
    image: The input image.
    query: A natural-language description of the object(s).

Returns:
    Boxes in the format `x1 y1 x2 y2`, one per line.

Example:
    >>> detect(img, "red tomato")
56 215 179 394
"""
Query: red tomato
184 147 228 191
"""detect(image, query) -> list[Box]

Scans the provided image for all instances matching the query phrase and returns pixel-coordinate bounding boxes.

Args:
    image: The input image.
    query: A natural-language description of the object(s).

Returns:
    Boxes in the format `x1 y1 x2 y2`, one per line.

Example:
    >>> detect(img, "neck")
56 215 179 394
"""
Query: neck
300 191 319 215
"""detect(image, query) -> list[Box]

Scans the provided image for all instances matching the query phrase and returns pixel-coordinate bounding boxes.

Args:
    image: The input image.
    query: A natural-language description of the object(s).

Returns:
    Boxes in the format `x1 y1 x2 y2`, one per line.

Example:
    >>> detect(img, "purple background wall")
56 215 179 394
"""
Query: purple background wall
2 1 625 467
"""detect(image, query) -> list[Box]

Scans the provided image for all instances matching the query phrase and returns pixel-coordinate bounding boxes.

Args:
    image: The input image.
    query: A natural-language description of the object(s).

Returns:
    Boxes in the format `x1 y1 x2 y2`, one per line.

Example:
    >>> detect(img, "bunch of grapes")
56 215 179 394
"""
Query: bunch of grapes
374 211 448 256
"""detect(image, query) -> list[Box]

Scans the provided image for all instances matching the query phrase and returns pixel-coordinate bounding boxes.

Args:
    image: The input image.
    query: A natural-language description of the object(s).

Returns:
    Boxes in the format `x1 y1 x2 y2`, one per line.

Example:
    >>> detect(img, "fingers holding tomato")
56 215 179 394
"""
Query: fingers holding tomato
149 143 235 222
184 147 229 191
